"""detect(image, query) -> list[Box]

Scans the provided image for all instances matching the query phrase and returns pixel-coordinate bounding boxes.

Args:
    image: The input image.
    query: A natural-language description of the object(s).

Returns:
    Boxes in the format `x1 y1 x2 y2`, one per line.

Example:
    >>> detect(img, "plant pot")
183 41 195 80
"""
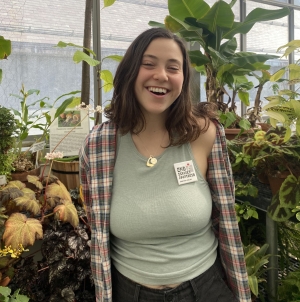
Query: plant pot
11 166 41 189
51 160 79 191
256 122 271 132
0 276 11 287
225 128 254 140
257 171 269 184
267 171 290 195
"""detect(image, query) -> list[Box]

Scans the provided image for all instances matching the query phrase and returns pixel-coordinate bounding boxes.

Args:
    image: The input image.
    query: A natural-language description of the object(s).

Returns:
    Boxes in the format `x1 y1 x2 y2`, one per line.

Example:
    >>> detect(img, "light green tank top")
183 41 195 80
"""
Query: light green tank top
110 132 218 285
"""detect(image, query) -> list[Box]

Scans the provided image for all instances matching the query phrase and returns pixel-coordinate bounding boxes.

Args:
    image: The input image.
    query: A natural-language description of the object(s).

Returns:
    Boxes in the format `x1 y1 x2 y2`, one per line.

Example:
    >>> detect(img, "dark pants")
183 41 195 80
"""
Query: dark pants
112 259 239 302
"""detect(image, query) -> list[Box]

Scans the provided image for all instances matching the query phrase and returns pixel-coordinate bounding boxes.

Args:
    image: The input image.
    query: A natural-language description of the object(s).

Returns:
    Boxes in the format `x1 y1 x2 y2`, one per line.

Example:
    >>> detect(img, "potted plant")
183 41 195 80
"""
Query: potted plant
262 40 300 141
8 85 80 182
149 0 290 136
230 127 300 223
0 106 17 185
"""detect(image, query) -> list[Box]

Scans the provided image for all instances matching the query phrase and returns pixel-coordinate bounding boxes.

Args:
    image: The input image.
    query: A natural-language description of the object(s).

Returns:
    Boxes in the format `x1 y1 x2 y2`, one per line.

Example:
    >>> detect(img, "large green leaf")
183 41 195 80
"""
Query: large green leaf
73 50 100 66
270 68 286 82
207 47 229 68
219 38 237 58
103 0 116 7
0 36 11 59
223 7 290 39
197 0 234 33
277 40 300 57
238 90 250 106
103 55 123 63
165 15 186 33
148 21 165 28
188 50 210 67
168 0 210 21
248 275 259 296
279 175 300 208
291 99 300 116
54 96 77 119
267 193 294 222
265 111 289 123
288 63 300 81
100 70 114 93
296 119 300 136
56 41 96 56
230 52 278 67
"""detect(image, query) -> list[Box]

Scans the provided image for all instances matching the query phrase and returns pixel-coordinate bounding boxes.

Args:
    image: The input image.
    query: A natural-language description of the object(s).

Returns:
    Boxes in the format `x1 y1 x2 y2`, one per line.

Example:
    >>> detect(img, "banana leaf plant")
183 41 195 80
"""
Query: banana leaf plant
150 0 290 129
262 40 300 140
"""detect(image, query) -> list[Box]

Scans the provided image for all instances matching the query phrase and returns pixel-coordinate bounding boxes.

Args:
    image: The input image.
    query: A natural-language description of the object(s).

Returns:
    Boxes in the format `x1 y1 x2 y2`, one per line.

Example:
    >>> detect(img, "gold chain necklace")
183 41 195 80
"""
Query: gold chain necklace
136 131 166 167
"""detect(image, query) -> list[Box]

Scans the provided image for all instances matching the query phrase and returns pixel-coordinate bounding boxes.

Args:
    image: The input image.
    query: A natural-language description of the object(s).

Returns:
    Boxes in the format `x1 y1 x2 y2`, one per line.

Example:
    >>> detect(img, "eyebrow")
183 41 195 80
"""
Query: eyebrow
142 54 182 65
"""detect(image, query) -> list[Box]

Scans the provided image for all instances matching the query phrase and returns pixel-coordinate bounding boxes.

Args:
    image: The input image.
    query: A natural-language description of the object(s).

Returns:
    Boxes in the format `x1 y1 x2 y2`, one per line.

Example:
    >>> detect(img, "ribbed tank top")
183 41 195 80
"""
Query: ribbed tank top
110 132 218 285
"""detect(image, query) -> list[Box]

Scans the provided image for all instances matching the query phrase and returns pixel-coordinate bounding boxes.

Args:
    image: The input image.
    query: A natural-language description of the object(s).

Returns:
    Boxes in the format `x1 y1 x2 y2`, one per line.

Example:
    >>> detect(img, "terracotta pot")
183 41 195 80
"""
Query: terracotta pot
51 161 79 191
267 171 290 195
225 128 254 140
257 122 271 132
0 276 11 286
257 171 269 184
11 166 41 189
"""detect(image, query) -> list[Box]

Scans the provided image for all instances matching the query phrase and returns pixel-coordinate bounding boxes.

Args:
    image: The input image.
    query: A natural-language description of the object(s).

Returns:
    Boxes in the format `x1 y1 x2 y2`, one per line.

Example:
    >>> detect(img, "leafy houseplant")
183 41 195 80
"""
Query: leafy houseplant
244 243 270 300
0 107 17 182
9 85 80 174
277 268 300 301
262 40 300 141
229 128 300 223
150 0 290 132
0 286 29 302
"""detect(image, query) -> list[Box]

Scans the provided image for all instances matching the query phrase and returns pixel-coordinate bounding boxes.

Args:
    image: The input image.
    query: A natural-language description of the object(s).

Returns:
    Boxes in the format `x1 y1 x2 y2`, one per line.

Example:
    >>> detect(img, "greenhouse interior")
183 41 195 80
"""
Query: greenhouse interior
0 0 300 301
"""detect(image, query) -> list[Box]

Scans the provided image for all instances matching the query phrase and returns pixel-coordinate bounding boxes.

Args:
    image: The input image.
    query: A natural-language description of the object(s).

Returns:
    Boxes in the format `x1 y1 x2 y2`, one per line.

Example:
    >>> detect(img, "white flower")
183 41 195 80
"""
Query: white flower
95 105 102 113
45 151 64 160
75 103 102 113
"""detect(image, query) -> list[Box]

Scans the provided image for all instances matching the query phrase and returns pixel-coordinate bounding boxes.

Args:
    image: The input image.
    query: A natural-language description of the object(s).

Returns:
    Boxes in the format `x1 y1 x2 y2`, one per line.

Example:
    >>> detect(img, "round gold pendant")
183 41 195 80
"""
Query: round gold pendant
146 156 157 167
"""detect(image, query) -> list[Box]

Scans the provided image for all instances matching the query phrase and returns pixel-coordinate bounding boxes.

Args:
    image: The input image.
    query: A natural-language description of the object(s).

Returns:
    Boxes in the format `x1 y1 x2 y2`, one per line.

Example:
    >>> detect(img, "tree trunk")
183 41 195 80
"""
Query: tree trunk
81 0 93 105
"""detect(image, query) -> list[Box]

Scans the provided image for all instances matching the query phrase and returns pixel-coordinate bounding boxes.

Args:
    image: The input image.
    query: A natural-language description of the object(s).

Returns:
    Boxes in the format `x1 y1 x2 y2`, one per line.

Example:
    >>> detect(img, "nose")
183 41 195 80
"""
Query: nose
153 67 168 81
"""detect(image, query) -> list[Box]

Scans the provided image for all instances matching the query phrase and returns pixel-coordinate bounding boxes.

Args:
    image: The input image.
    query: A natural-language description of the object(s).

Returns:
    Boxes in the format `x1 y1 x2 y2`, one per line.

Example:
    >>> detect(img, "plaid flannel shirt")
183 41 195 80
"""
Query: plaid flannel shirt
79 120 251 302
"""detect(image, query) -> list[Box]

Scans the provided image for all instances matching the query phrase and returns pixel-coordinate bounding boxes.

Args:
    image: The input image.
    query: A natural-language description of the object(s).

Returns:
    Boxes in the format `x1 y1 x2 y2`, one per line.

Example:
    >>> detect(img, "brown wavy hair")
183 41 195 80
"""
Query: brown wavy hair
104 27 217 146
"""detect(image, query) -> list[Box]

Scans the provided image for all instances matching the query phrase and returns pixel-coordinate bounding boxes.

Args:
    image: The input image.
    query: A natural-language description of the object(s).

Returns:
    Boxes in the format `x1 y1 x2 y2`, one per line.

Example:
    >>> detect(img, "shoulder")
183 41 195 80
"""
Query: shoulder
191 118 216 158
197 117 217 145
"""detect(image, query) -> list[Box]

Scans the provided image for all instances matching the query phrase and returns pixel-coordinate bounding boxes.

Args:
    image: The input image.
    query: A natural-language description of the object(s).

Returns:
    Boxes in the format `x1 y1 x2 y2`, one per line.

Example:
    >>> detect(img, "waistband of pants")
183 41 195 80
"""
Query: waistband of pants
111 257 222 295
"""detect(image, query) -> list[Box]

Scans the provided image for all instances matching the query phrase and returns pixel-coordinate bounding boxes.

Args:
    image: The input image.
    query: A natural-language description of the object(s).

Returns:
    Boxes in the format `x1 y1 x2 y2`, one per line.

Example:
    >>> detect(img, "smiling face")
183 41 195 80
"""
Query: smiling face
134 38 184 118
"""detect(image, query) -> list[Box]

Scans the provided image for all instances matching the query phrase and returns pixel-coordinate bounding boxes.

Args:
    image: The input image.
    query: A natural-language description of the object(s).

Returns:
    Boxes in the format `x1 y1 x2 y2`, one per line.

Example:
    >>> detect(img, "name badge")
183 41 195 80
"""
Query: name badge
174 160 198 185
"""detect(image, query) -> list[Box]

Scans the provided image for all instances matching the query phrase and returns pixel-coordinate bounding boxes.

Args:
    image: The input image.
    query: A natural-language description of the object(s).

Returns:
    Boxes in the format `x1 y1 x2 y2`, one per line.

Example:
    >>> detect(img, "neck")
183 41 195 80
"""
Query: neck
139 112 167 135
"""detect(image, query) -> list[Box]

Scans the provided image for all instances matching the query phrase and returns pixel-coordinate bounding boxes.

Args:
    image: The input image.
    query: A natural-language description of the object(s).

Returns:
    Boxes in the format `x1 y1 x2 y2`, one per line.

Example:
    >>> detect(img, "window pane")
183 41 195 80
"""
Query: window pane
246 1 289 110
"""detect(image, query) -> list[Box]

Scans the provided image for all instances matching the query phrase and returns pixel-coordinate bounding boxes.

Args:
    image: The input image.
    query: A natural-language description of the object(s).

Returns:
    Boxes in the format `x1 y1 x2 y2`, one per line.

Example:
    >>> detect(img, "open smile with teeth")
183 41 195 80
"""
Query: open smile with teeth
147 87 169 95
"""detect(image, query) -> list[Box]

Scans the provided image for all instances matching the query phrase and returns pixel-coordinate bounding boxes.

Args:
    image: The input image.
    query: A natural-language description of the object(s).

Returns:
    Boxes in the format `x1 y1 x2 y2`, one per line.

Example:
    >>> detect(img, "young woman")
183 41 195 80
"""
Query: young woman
79 28 251 302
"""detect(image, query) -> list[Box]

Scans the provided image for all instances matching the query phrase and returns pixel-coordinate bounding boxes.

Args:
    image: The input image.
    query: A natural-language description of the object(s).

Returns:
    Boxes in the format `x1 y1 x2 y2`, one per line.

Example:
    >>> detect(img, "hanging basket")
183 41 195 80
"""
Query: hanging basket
51 161 80 191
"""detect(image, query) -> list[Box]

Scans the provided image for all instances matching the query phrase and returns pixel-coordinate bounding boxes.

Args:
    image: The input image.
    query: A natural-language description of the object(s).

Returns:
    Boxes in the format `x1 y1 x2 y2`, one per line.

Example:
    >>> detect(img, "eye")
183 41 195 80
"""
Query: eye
142 61 154 67
168 66 180 72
